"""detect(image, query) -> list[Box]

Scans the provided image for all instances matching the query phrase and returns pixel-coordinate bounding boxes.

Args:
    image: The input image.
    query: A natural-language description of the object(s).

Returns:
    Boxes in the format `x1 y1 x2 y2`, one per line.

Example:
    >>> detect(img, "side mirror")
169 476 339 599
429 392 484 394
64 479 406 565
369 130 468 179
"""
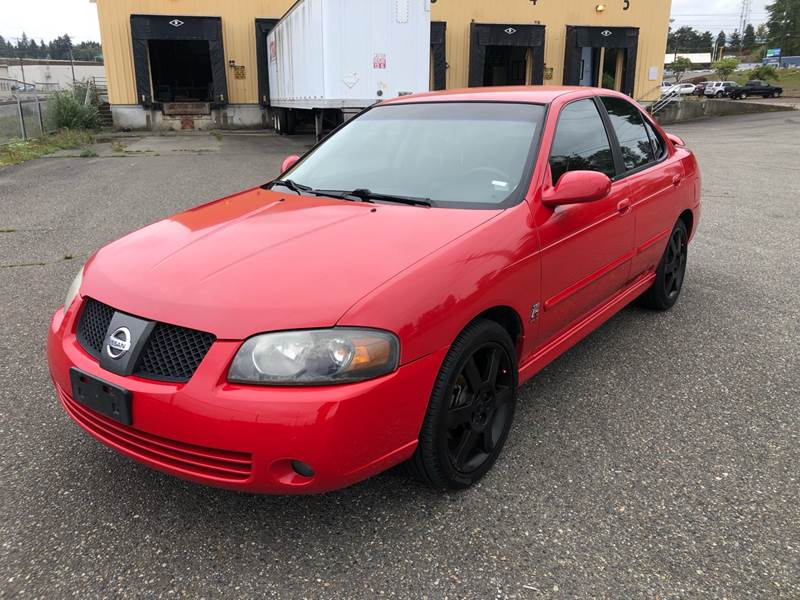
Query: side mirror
666 133 685 147
542 171 611 208
281 155 300 173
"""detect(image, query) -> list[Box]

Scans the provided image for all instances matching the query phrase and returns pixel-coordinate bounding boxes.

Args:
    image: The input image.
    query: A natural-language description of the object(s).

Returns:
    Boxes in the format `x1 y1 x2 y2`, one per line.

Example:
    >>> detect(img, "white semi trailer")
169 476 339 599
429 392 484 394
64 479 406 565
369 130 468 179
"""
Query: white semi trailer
266 0 431 139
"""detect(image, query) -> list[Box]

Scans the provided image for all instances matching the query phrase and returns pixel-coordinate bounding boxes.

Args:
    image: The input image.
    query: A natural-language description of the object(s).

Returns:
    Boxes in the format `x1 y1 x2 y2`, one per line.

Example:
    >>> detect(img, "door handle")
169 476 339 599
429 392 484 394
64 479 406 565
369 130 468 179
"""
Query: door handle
672 174 683 187
617 199 631 214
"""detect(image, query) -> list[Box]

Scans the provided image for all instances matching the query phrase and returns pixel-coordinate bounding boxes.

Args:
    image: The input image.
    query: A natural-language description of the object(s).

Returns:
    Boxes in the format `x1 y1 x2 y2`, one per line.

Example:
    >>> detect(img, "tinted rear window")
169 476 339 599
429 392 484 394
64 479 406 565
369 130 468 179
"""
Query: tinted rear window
601 97 655 171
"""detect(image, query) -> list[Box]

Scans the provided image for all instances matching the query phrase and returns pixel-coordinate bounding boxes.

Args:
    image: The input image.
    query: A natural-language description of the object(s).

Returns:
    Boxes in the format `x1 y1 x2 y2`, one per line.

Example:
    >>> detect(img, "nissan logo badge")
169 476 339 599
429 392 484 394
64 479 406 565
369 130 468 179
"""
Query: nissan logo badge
106 327 132 359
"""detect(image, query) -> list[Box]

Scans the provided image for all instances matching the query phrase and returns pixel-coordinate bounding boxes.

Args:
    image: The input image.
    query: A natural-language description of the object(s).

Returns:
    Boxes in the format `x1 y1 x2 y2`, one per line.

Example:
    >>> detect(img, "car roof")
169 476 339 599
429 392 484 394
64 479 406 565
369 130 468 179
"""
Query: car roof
379 86 629 106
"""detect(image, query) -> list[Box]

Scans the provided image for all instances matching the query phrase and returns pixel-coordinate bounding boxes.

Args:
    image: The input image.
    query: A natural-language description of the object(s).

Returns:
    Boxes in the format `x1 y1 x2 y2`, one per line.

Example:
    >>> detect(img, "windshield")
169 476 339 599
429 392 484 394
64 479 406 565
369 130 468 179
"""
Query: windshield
282 102 545 208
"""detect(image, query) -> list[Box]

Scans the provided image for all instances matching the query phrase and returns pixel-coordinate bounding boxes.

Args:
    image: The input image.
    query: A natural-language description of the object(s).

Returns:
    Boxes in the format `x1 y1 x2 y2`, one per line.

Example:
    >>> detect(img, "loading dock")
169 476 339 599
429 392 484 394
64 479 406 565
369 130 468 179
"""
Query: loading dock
468 23 545 88
563 26 639 96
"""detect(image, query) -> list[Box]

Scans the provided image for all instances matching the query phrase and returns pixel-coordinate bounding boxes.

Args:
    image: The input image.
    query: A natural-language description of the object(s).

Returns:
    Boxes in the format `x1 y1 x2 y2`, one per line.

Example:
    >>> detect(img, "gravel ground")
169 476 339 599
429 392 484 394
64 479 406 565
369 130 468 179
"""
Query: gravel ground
1 115 798 599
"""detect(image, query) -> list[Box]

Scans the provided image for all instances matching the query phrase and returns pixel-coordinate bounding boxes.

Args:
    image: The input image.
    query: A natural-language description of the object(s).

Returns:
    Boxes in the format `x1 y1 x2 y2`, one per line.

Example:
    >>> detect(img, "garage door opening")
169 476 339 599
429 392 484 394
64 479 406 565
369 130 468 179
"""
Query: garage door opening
483 46 528 86
148 40 213 103
564 26 639 96
131 15 228 106
469 24 545 88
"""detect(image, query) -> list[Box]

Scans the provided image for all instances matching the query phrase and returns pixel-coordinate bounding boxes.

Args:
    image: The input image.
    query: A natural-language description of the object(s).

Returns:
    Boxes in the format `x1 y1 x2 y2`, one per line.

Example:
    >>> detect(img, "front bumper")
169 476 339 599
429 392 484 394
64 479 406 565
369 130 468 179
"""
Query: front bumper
47 299 445 494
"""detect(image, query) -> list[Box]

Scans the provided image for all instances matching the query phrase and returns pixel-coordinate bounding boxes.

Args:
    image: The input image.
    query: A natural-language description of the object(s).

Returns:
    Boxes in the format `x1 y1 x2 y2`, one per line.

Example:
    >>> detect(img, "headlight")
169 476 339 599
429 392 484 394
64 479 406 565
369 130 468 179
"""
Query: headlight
228 329 400 385
64 266 84 311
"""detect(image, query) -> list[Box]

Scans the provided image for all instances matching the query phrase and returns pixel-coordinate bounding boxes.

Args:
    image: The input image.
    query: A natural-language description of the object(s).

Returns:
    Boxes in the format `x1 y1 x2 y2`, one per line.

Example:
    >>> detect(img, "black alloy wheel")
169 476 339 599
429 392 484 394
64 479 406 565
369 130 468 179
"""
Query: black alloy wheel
638 219 689 311
407 319 517 489
662 225 688 302
445 342 514 474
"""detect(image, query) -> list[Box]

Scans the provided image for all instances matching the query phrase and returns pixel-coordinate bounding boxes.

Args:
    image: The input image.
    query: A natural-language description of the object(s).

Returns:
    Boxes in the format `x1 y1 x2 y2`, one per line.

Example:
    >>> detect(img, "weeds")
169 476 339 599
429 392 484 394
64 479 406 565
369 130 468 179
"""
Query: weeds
0 129 94 167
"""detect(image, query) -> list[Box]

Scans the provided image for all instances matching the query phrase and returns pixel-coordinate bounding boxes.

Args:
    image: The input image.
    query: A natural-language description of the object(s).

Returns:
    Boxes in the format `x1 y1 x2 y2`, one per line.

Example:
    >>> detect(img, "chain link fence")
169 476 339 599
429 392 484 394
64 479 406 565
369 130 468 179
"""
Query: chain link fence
0 98 55 145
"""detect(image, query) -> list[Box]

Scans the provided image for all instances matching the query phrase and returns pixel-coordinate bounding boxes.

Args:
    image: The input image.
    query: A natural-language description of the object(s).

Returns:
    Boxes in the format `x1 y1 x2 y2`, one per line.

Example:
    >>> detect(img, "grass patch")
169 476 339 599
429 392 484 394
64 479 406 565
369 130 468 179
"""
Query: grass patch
111 140 126 153
0 129 95 167
80 148 99 158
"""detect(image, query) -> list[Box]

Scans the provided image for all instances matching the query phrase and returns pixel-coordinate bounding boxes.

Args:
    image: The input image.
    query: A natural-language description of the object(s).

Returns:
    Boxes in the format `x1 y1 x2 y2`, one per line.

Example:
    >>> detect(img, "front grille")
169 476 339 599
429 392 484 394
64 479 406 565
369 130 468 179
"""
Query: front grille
76 298 114 359
58 384 253 482
136 323 215 382
75 298 215 383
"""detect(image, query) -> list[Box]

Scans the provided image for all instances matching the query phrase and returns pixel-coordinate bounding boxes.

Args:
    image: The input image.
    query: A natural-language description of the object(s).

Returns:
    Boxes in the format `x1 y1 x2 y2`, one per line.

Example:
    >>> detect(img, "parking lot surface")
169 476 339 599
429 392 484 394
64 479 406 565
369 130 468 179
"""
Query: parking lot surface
1 114 798 598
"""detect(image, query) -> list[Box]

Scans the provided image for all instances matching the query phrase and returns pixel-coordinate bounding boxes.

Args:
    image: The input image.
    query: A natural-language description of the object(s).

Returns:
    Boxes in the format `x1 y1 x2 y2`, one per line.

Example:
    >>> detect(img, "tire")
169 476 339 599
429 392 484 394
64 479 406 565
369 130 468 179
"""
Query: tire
275 109 296 136
741 92 748 99
406 319 518 490
773 91 781 98
284 110 297 135
716 91 724 98
638 219 689 311
274 108 286 135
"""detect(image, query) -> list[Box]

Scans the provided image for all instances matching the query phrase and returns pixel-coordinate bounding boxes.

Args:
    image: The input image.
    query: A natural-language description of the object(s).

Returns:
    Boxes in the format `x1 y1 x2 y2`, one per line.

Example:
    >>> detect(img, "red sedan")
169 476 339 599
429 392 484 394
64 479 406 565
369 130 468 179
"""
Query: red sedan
48 87 700 493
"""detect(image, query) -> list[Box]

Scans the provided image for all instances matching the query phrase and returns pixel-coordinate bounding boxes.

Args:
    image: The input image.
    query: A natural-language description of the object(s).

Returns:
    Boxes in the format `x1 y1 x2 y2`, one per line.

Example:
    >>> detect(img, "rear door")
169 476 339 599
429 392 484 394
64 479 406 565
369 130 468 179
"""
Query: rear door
535 97 634 343
598 96 685 280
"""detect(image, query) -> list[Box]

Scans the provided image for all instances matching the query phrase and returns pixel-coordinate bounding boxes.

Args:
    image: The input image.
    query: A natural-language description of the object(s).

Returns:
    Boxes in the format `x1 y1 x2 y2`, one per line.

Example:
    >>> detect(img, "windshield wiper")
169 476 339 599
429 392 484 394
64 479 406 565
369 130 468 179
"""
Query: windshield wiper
268 182 431 207
347 189 432 207
307 189 375 203
268 179 313 195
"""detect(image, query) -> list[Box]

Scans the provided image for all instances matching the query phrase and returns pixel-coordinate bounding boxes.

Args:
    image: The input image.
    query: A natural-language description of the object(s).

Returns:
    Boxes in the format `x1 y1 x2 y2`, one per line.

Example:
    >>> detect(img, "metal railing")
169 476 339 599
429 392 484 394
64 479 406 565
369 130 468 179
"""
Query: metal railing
649 86 683 115
0 97 54 145
0 77 37 96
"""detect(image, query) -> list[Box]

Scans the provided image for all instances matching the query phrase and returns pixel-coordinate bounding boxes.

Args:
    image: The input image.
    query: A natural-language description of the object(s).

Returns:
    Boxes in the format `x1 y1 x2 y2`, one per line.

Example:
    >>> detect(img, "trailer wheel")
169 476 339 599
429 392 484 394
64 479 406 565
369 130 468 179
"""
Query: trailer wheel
274 108 285 135
274 108 296 135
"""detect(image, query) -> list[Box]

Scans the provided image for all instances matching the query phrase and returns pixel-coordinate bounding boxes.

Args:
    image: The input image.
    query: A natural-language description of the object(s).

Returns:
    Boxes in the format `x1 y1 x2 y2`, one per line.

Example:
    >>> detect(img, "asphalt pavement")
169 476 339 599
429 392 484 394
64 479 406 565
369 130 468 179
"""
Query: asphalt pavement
1 114 798 599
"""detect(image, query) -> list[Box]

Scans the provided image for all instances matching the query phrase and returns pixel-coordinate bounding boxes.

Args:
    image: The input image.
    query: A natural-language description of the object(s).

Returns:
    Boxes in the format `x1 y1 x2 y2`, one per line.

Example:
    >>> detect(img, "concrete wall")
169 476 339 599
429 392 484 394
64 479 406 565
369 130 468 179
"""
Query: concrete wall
112 103 269 130
654 98 795 125
4 63 106 91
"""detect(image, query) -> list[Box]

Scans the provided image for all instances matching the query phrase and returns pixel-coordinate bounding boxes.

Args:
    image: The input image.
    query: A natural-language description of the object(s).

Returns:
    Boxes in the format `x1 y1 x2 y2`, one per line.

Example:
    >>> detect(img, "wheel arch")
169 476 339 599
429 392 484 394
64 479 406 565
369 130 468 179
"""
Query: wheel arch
678 209 694 238
469 305 525 359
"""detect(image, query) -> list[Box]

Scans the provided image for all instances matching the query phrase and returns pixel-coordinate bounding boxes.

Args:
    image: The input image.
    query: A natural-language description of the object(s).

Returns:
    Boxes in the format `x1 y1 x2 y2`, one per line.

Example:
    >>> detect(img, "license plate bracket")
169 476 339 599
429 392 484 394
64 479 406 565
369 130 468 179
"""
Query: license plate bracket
69 368 133 426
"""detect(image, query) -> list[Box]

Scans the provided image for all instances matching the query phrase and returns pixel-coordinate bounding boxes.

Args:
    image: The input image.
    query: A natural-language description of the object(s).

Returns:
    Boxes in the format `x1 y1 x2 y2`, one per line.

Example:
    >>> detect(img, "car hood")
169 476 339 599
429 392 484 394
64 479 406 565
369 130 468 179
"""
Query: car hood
81 188 500 339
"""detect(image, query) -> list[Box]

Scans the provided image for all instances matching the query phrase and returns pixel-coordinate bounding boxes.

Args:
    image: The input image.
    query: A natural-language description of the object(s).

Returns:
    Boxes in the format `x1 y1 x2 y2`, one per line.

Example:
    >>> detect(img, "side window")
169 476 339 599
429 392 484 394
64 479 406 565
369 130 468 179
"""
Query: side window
601 96 655 171
642 117 666 160
549 99 616 185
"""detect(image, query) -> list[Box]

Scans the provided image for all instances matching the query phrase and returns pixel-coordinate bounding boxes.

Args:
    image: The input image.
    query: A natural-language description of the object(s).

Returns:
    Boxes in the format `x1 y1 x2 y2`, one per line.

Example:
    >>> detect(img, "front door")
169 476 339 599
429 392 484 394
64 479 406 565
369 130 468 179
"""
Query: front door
536 98 634 343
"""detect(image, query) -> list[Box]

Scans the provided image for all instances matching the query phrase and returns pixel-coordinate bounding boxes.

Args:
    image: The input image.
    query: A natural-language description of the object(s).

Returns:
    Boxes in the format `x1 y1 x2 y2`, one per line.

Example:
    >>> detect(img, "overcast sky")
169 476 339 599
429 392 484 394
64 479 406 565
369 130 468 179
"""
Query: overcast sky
0 0 775 44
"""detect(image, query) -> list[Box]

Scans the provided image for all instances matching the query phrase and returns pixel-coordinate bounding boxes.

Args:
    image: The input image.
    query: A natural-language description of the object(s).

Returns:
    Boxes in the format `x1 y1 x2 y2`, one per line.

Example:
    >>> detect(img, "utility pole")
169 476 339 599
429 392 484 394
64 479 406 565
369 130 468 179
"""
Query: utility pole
69 48 76 87
738 0 752 52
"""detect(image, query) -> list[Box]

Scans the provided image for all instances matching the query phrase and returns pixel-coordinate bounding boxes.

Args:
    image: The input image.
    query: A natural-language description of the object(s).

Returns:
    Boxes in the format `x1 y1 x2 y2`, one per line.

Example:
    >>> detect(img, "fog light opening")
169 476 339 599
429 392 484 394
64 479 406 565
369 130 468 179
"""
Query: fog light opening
291 460 315 478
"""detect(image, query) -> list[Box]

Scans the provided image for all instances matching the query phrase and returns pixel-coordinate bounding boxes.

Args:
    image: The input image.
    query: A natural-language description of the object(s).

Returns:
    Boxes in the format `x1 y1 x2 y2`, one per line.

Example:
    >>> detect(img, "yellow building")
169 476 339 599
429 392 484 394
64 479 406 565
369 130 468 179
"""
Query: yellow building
91 0 672 129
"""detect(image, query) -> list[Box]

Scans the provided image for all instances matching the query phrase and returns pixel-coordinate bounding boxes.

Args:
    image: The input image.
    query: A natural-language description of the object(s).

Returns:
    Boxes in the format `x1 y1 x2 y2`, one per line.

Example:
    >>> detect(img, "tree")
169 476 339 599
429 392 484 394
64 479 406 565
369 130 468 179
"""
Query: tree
766 0 800 56
756 24 769 44
49 34 73 60
17 32 29 52
716 30 727 49
743 24 756 50
701 31 714 50
749 64 780 80
729 29 742 50
669 56 693 82
668 26 703 52
714 56 741 78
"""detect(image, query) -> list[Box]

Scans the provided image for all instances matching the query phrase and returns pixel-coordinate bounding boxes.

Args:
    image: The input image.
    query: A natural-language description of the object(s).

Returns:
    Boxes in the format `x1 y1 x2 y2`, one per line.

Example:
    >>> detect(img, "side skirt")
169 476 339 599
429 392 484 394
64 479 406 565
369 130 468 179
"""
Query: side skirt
518 272 656 384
